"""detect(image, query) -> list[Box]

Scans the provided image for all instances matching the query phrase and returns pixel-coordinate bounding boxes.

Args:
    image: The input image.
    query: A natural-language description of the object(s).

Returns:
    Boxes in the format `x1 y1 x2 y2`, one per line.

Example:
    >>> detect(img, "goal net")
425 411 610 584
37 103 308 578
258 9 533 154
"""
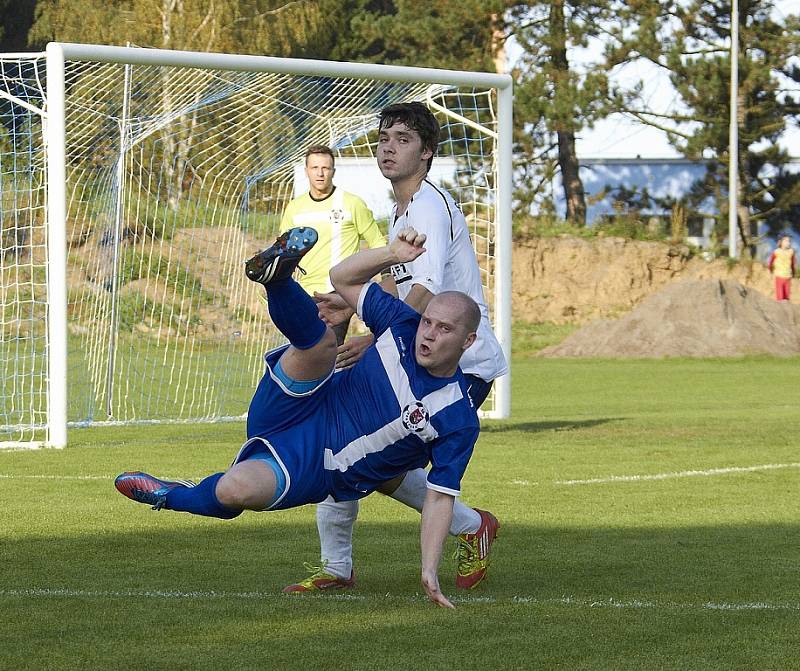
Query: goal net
0 44 512 448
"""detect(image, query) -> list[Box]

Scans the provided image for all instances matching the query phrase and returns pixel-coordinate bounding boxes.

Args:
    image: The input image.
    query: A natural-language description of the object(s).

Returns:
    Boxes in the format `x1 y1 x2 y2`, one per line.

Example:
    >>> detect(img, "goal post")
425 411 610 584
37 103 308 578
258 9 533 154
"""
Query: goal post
2 42 512 448
46 43 68 449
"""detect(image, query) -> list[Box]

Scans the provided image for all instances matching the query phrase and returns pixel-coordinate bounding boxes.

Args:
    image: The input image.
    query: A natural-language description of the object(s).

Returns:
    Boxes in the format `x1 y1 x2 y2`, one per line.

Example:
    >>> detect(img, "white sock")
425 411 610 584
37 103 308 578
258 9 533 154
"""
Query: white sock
389 468 481 536
316 496 358 579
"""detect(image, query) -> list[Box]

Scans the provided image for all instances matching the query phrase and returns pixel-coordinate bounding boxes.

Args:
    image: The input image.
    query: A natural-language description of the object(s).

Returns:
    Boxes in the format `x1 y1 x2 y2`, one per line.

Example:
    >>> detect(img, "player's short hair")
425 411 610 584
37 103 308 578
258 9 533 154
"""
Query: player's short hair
378 102 439 172
436 291 481 335
305 145 335 165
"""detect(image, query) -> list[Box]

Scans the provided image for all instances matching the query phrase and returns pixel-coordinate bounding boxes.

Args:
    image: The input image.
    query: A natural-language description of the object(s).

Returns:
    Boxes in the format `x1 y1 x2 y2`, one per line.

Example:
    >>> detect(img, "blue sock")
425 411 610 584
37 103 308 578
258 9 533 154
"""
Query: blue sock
265 277 326 350
164 472 241 520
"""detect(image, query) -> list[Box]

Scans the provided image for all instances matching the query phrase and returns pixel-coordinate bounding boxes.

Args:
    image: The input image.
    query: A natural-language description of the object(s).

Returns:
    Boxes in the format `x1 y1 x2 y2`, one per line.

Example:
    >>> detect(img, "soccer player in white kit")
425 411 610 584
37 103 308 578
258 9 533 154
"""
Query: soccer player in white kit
289 102 508 593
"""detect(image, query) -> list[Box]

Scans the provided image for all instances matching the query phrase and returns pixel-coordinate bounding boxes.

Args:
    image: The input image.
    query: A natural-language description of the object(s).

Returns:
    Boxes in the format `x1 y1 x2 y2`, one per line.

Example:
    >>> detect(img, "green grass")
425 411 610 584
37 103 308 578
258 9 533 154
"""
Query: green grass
512 320 578 356
2 356 800 669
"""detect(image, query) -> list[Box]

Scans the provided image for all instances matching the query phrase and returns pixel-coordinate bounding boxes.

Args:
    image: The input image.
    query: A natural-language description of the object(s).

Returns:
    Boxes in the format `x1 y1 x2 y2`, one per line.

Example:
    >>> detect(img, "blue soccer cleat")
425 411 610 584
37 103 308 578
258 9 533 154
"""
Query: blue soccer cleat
245 226 318 285
114 471 195 510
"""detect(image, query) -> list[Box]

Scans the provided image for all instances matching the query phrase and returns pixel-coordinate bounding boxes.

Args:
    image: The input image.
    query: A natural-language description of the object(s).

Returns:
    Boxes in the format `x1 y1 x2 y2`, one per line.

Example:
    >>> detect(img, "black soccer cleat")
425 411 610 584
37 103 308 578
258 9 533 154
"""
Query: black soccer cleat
245 227 318 285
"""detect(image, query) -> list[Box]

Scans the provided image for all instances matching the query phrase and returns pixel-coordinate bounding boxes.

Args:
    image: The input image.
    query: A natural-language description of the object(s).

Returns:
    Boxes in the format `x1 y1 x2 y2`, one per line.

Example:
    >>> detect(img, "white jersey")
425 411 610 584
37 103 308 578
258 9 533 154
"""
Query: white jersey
388 179 508 382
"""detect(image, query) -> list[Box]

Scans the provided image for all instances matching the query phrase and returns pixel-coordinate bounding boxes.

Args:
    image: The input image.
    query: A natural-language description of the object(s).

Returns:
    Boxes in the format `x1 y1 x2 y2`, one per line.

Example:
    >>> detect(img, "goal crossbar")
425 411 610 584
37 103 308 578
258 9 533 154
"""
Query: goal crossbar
1 43 513 448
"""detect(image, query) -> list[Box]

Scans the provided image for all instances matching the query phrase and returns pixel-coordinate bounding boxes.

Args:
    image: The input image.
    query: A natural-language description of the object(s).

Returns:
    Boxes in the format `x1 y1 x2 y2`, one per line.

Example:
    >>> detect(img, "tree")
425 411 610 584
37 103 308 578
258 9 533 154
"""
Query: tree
329 0 508 72
28 0 344 209
511 1 621 226
0 0 35 51
608 0 800 250
28 1 336 56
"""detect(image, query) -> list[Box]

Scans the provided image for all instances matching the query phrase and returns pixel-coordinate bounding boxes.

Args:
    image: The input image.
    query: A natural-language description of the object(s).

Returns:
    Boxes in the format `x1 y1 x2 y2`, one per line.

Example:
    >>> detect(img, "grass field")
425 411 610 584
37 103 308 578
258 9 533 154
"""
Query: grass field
2 354 800 670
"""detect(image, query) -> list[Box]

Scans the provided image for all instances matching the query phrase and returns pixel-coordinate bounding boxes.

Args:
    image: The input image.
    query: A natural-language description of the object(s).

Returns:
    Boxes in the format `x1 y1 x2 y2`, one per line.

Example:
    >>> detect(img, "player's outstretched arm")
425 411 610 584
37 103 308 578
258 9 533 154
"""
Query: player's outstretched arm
420 488 456 609
330 227 427 312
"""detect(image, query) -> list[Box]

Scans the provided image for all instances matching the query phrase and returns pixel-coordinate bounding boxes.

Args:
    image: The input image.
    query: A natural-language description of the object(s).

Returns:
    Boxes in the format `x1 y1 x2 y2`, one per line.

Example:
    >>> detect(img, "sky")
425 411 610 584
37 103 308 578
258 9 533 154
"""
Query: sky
508 0 800 160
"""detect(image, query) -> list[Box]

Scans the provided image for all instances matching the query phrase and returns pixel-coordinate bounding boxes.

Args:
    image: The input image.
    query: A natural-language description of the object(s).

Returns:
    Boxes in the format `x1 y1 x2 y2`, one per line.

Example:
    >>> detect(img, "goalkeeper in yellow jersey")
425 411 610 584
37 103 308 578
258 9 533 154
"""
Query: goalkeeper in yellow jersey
279 145 385 343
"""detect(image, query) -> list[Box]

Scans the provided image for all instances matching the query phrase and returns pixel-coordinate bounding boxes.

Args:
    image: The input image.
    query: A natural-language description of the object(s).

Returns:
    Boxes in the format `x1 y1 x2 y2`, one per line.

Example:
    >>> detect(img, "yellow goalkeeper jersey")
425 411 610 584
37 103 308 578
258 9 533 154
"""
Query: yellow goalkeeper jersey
279 188 385 294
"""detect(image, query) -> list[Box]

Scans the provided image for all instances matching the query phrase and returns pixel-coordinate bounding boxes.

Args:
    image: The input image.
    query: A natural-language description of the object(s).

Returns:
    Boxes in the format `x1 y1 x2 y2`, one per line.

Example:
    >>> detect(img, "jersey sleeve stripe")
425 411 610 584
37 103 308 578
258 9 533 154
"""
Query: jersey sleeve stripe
356 282 373 319
424 178 455 241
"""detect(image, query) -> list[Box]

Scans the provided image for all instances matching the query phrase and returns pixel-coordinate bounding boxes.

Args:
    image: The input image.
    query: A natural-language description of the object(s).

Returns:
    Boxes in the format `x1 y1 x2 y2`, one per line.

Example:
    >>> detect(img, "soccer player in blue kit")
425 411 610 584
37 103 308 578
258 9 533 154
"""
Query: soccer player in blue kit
116 225 482 608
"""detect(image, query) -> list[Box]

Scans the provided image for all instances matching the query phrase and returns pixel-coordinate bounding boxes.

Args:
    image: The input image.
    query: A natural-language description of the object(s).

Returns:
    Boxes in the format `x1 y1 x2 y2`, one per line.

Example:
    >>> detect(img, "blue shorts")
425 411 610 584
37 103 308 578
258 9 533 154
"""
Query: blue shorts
244 446 287 509
272 357 330 394
239 345 334 510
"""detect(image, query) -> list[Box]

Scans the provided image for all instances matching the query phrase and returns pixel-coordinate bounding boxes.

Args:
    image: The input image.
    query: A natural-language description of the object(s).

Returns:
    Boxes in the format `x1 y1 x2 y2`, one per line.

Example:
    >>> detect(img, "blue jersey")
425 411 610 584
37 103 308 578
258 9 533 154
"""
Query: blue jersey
242 283 480 509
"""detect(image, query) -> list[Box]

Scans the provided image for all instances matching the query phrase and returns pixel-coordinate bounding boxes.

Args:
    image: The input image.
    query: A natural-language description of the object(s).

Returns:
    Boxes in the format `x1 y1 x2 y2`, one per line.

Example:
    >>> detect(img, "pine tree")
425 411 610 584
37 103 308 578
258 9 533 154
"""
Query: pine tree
511 1 621 226
328 0 508 72
610 0 800 249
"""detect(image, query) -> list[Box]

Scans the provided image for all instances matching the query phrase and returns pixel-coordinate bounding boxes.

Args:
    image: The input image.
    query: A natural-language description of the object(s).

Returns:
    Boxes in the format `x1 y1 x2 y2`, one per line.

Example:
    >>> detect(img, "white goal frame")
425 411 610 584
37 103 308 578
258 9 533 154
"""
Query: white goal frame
34 43 512 447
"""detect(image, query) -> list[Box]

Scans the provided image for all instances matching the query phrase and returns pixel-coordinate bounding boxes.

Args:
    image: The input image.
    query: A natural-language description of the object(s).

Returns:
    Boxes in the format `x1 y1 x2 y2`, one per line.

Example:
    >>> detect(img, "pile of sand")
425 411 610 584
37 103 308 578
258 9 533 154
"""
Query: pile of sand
512 236 798 325
539 279 800 358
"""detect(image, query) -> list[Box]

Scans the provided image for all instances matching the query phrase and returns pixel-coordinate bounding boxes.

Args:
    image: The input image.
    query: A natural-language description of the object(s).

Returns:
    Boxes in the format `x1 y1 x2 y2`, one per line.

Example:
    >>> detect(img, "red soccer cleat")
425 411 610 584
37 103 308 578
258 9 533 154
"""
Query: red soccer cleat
455 509 499 589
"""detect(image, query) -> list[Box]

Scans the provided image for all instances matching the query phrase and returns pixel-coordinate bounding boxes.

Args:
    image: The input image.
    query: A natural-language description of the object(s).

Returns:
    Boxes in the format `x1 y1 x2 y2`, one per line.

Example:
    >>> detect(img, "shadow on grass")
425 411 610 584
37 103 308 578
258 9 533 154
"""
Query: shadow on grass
3 518 800 670
481 418 624 433
3 517 798 604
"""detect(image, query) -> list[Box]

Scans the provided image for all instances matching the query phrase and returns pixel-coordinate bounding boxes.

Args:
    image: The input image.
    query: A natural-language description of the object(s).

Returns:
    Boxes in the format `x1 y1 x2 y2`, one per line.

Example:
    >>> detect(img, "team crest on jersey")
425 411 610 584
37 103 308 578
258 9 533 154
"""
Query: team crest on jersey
402 401 430 433
329 208 344 224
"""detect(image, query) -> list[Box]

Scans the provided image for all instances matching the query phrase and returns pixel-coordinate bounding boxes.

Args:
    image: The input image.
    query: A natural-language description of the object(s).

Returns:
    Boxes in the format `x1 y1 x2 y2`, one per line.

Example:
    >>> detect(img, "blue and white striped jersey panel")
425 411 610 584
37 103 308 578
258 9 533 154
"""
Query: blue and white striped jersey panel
324 284 479 499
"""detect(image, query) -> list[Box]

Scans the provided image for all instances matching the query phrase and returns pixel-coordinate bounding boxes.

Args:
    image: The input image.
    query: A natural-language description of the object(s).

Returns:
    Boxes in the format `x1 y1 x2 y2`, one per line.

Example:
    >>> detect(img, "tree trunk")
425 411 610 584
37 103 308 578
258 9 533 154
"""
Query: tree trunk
490 13 507 74
558 130 586 225
549 0 586 226
161 0 179 211
550 0 586 226
735 78 752 256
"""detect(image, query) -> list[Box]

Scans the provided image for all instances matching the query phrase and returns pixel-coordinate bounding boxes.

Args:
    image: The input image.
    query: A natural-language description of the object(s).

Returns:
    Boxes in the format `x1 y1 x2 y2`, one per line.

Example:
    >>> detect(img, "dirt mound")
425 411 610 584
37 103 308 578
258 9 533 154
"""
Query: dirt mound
538 279 800 358
512 236 798 324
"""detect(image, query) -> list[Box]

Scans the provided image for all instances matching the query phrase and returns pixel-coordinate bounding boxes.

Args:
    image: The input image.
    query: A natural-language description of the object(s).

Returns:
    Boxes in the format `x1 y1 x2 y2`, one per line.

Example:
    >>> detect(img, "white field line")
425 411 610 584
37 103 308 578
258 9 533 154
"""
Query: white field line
0 474 204 481
4 462 800 487
555 462 800 486
0 474 110 481
1 588 799 612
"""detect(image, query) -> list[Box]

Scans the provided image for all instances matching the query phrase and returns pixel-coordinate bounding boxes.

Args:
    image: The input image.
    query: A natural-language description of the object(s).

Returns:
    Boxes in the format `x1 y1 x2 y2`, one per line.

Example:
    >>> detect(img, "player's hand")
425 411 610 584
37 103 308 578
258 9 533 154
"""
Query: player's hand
336 334 374 369
421 571 455 609
390 227 427 264
314 291 355 327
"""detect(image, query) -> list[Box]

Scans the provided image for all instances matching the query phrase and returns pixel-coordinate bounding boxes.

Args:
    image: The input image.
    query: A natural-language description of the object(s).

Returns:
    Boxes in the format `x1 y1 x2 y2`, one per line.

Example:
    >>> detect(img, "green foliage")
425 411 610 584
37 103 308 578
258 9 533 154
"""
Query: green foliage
593 215 667 242
332 0 507 71
113 290 199 334
3 356 800 669
513 211 671 243
609 0 800 242
513 213 592 240
29 0 334 56
511 1 637 225
1 265 48 336
670 201 687 242
117 244 214 307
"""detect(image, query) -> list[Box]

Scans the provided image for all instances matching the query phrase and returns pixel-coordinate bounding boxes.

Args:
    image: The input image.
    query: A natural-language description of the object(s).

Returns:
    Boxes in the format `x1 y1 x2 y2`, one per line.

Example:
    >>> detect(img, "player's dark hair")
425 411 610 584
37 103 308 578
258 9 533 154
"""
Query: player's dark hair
378 102 439 172
304 145 335 165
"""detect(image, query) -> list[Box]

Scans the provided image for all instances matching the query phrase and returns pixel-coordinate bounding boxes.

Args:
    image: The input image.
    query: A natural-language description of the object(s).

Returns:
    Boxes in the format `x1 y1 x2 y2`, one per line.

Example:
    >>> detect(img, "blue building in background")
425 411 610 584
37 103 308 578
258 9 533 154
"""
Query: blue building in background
550 157 797 259
554 157 711 227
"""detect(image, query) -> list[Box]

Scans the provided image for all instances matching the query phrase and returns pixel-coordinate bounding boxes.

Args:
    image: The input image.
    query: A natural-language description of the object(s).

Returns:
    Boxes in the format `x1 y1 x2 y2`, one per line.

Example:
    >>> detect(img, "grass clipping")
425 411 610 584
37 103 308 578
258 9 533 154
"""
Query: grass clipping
539 279 800 358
